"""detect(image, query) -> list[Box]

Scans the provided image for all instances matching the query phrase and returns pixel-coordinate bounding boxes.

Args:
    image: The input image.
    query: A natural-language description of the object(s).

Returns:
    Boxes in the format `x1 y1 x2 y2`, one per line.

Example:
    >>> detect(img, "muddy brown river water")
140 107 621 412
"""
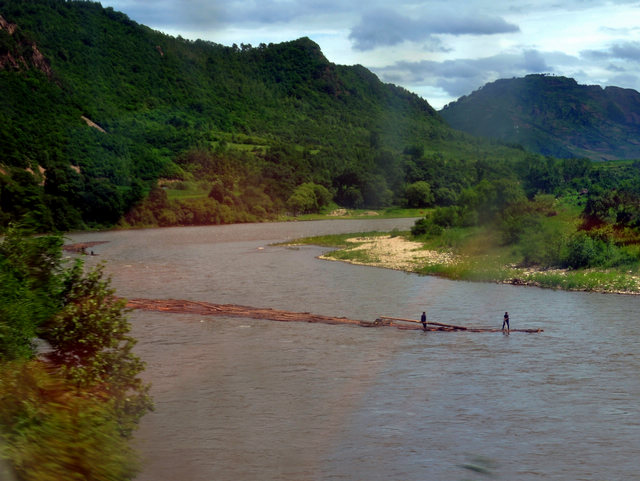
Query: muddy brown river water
69 220 640 481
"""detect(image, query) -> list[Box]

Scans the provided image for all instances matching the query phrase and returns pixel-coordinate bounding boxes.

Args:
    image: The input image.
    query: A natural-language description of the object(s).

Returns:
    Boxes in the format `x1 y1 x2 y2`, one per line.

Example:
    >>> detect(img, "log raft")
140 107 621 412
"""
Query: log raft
377 316 543 333
126 298 367 326
125 298 543 333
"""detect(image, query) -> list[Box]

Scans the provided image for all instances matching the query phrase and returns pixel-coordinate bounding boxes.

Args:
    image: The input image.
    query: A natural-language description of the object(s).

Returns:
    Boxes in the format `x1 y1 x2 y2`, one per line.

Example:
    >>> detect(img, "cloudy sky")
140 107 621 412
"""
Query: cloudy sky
100 0 640 109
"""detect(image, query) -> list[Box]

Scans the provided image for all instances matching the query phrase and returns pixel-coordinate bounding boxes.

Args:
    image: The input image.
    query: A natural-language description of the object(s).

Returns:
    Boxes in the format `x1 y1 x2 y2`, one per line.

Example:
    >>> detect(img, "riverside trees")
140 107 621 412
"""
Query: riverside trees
0 228 152 480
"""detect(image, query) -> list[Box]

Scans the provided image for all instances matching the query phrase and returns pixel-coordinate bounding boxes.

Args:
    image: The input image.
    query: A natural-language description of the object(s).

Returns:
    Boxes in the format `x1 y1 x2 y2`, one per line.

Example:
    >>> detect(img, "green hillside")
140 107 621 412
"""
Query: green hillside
0 0 540 232
440 74 640 160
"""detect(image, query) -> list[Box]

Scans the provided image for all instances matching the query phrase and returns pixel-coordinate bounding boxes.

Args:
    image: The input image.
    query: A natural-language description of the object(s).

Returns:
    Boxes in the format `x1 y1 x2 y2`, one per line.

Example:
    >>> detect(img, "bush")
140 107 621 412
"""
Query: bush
517 223 565 267
287 182 332 215
432 206 462 227
434 186 458 206
1 231 152 479
404 181 434 208
411 217 444 237
561 232 637 269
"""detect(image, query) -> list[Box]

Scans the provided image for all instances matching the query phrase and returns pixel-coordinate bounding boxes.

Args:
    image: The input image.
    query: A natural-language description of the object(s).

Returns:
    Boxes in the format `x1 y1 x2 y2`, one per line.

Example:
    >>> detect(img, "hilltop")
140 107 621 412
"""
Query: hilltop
0 0 537 232
440 74 640 160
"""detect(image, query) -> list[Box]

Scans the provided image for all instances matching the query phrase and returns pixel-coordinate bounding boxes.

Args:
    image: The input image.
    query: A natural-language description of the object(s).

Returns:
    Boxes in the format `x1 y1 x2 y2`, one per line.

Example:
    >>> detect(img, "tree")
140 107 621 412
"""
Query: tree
404 181 434 207
337 186 364 209
0 228 63 360
361 174 392 209
0 229 152 478
286 182 331 215
43 262 153 437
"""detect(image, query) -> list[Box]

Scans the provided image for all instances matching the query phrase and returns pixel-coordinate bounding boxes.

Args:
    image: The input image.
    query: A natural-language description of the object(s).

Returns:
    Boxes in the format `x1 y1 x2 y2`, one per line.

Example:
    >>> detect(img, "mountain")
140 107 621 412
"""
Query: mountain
440 74 640 161
0 0 533 231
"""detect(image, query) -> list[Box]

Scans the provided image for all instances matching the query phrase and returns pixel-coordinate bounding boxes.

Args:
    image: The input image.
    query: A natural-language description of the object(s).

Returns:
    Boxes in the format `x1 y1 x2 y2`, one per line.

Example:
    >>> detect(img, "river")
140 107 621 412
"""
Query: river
68 219 640 481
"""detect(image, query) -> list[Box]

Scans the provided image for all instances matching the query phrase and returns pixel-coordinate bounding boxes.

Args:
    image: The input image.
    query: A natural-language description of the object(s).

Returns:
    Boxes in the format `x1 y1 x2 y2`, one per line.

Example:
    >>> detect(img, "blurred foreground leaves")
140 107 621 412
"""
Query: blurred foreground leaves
0 228 152 480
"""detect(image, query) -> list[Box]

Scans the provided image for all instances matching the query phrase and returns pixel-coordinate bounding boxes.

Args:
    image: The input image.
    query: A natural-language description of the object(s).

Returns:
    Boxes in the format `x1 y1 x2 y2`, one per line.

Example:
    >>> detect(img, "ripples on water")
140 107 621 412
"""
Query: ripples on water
69 221 640 481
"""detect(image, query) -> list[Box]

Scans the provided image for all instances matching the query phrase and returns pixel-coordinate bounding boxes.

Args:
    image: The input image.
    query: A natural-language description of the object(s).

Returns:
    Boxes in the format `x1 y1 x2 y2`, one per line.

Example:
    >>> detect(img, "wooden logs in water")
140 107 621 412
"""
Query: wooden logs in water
125 298 543 333
125 298 368 327
377 316 469 331
376 316 543 333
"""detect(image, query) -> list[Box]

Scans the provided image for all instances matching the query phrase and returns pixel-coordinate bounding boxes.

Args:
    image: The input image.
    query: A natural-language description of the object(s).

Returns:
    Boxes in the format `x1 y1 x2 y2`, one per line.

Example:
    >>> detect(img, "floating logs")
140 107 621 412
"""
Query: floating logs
126 298 368 326
378 316 470 331
377 316 542 333
125 298 543 333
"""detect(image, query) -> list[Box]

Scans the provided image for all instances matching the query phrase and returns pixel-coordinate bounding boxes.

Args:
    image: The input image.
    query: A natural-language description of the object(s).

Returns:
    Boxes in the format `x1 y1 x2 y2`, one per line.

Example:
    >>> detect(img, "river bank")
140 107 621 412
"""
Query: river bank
65 220 640 481
312 234 640 295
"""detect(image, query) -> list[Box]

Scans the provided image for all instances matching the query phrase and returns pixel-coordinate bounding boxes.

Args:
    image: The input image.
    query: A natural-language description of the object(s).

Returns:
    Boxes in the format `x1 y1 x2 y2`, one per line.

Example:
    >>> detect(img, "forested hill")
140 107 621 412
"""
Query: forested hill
440 74 640 160
1 0 531 232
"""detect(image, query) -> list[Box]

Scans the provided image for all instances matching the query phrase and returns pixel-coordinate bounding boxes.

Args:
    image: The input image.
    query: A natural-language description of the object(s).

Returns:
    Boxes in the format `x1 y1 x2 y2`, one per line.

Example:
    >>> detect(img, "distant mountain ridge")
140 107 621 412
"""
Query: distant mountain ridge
440 74 640 160
0 0 538 231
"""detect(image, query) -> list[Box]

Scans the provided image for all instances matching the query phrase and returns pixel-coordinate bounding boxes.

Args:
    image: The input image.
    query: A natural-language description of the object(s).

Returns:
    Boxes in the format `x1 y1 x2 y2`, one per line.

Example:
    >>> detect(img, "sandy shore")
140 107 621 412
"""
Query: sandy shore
318 235 640 294
319 235 459 271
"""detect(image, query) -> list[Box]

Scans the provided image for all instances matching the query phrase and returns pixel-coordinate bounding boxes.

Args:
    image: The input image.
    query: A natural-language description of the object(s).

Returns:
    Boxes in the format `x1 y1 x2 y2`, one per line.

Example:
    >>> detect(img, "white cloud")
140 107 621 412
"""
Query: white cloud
348 8 519 50
99 0 640 108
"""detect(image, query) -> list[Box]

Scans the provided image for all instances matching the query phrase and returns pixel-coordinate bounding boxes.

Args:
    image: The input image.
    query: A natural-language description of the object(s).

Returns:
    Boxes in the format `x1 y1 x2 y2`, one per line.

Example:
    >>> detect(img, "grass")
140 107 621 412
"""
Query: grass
277 231 389 248
523 269 640 293
278 207 426 222
162 181 210 200
327 248 380 264
283 209 640 294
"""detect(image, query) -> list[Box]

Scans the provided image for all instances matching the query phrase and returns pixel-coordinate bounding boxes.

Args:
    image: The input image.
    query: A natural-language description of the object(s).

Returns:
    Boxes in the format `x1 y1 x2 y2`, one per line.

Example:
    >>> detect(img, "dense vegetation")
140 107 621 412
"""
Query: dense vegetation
293 159 640 292
440 74 640 160
0 228 152 480
2 0 548 232
3 4 640 480
406 158 640 291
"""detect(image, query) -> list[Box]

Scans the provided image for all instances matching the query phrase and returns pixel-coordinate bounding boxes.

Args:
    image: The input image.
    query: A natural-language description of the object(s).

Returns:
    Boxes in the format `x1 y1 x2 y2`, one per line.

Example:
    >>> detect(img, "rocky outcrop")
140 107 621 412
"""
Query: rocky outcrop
0 15 52 77
81 116 107 133
0 15 17 34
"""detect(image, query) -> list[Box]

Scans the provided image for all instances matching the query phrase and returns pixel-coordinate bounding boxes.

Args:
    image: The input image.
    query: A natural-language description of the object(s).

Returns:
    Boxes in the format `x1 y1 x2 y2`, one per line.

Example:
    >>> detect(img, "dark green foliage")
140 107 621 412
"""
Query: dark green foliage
0 228 62 360
441 74 640 160
562 232 606 268
411 217 444 237
583 183 640 229
0 229 152 478
412 178 530 237
43 262 152 436
286 182 332 215
0 0 544 231
497 195 554 245
519 230 636 270
361 174 393 209
516 222 565 267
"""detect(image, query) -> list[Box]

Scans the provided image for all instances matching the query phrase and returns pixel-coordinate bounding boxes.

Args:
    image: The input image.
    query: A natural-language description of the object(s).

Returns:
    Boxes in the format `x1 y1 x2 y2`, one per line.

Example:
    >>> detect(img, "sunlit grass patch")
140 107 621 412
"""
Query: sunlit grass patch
278 231 388 248
523 269 640 293
279 207 424 221
325 248 380 264
163 181 210 200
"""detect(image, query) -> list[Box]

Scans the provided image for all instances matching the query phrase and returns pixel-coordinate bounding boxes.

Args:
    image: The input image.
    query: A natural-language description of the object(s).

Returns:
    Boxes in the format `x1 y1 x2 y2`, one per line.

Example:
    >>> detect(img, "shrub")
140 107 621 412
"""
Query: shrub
287 182 332 215
411 217 444 237
404 181 434 208
560 232 637 269
432 206 462 227
517 223 565 267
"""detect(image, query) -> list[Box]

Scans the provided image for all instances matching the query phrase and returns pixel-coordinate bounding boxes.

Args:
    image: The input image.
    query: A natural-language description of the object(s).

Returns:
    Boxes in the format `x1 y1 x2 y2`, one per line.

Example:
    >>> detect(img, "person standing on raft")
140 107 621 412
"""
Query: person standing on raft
502 312 510 333
421 311 427 331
